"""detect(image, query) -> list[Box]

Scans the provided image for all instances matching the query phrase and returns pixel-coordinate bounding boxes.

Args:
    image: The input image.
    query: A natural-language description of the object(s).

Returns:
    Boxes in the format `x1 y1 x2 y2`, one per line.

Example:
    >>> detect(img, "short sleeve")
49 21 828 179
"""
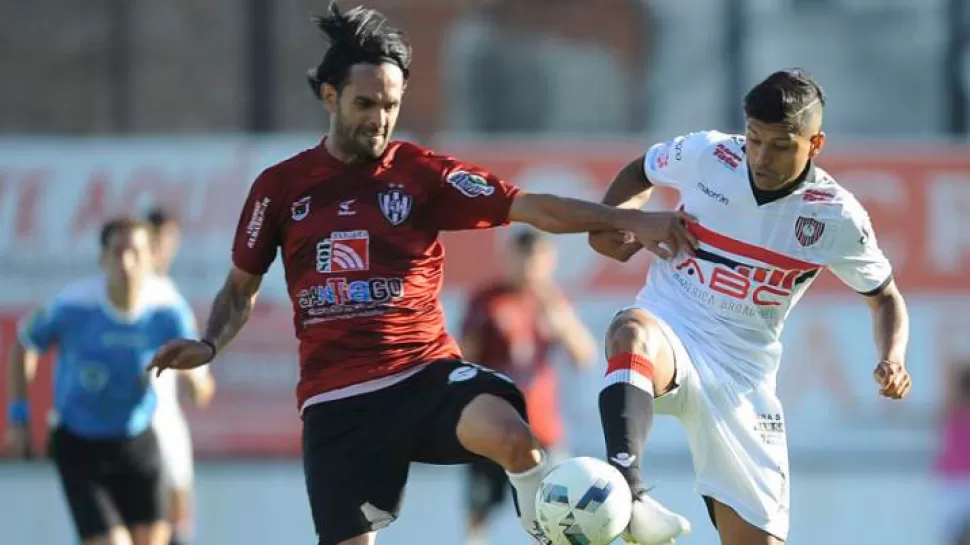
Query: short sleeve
232 169 282 275
827 209 893 295
416 156 521 232
17 298 65 353
642 131 714 189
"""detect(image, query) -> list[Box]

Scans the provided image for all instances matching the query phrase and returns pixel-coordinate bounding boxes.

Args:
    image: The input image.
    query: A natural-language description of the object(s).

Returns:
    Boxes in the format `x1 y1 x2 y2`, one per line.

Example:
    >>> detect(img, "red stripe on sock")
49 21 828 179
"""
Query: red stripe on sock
606 352 655 380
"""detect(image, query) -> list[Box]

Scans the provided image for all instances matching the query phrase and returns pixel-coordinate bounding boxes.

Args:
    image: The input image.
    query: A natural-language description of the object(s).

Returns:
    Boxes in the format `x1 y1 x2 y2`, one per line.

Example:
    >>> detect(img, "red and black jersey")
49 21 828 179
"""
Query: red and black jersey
231 139 520 410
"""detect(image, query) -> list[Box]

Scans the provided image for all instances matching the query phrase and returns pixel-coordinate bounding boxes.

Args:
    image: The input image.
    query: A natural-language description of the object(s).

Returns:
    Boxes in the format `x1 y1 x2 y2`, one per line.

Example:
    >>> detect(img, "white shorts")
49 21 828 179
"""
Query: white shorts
152 406 195 490
613 306 790 540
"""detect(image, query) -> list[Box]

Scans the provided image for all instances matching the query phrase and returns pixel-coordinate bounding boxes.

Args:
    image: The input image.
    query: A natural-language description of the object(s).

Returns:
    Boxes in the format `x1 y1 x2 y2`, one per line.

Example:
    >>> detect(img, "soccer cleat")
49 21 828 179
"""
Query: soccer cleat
621 489 690 545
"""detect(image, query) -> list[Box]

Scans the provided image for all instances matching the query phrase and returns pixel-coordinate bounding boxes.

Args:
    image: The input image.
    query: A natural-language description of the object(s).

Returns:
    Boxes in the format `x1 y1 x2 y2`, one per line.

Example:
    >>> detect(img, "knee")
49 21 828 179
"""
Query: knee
607 313 660 356
456 394 541 472
490 422 539 473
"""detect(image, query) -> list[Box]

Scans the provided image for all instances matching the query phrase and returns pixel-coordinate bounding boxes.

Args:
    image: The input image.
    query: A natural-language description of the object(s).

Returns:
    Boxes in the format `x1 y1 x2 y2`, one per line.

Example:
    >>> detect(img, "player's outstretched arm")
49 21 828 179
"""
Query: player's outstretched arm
589 156 654 262
508 192 696 259
865 280 912 400
150 266 263 375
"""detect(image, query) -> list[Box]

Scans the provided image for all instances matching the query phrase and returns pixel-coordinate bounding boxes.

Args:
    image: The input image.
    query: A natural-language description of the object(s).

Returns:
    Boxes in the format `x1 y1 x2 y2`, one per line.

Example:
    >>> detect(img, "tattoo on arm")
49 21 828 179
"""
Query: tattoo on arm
203 271 261 353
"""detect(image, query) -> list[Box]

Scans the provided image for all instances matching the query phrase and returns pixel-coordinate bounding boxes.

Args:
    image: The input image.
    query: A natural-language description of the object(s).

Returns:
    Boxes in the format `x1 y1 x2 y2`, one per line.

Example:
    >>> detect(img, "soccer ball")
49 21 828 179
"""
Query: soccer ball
535 457 633 545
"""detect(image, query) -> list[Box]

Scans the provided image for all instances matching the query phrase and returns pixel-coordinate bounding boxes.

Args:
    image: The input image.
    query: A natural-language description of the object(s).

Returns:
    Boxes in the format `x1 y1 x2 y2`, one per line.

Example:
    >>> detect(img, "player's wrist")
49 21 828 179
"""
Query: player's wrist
6 399 30 426
611 208 642 232
199 338 218 363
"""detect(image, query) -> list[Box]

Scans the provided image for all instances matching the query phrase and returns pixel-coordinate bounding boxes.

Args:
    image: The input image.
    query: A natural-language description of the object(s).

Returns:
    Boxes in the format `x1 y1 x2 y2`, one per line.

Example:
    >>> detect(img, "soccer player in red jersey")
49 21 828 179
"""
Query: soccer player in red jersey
148 4 696 545
460 229 595 543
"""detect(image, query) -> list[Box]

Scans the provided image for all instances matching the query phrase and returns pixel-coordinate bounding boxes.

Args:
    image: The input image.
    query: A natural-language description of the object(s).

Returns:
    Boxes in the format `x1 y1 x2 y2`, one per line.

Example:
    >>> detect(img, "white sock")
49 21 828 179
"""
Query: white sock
506 452 552 536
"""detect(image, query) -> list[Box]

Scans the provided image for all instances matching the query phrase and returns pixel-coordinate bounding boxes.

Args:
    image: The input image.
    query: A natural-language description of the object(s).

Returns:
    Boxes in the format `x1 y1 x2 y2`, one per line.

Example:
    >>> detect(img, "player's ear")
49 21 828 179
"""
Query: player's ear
321 83 340 115
808 132 826 158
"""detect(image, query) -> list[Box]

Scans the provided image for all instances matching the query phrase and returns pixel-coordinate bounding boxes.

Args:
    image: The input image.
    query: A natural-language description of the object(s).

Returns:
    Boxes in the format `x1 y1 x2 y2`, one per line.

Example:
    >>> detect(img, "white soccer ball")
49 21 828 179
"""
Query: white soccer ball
535 457 633 545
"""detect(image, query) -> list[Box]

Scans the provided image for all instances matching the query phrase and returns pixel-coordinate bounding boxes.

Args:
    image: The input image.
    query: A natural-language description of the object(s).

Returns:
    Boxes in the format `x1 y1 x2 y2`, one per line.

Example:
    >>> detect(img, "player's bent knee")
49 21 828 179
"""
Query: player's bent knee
607 311 663 357
605 310 677 395
456 394 539 473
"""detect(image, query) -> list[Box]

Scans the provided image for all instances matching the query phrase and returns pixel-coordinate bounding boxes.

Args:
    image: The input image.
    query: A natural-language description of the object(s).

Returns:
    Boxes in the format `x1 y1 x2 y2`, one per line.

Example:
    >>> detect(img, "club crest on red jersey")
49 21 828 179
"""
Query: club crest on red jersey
795 216 825 247
378 187 412 226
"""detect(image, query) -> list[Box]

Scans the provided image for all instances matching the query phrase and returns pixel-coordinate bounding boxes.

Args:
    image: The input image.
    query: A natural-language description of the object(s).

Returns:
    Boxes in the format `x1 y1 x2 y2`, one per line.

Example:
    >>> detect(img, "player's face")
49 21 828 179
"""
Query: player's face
510 242 557 286
151 222 181 274
744 118 825 190
102 227 154 285
323 63 405 162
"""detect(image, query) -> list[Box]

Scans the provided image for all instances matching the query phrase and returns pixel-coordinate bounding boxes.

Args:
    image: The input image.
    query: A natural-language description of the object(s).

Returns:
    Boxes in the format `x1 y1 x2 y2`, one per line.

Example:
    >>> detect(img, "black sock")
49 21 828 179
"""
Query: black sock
599 381 654 494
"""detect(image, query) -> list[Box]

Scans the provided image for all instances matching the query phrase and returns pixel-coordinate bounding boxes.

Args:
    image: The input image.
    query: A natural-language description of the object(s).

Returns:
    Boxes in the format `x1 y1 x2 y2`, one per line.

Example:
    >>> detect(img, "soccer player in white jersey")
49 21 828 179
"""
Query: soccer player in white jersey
146 208 215 545
588 69 912 545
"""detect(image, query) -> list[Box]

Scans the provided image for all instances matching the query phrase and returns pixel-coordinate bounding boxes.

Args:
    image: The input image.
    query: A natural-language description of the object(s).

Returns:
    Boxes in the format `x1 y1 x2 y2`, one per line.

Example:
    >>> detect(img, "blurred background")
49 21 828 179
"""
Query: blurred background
2 0 969 544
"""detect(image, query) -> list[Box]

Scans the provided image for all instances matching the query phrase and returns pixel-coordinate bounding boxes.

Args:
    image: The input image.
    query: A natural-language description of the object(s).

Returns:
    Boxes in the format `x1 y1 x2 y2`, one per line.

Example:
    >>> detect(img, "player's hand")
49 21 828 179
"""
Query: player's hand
873 360 911 400
622 210 699 260
5 425 33 459
149 340 215 377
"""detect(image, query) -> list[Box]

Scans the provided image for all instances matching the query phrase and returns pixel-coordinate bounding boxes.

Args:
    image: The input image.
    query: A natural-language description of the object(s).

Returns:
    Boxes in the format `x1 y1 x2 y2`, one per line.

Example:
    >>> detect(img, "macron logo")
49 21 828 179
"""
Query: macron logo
611 453 636 468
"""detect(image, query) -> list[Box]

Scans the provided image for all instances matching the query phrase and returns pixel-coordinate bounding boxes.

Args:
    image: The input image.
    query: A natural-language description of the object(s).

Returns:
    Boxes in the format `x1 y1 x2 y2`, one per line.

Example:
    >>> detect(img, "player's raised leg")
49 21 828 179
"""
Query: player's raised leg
599 308 690 543
455 393 551 543
708 499 785 545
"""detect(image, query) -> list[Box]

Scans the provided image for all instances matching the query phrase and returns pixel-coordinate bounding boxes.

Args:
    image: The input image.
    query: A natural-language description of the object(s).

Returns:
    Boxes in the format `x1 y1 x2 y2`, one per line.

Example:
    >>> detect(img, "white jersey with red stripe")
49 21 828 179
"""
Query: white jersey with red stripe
634 130 892 388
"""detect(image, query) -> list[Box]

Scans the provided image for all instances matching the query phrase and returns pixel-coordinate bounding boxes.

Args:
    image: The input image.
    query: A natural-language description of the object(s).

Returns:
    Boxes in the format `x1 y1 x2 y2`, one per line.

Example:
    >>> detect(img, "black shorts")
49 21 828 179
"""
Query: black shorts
466 456 510 518
49 426 166 539
302 359 526 545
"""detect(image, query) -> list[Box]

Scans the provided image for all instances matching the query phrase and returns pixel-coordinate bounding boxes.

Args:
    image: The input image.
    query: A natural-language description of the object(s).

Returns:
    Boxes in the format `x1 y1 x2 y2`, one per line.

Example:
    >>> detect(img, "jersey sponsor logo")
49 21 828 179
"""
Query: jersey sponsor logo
447 171 495 198
696 182 729 205
316 230 369 273
297 276 405 314
291 196 311 221
245 197 270 249
802 189 836 203
714 143 741 170
378 186 413 225
676 255 819 308
795 216 825 247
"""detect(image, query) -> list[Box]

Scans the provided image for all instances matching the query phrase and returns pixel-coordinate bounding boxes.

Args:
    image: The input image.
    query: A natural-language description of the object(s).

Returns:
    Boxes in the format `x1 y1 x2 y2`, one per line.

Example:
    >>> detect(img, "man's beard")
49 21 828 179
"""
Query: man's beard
334 117 384 163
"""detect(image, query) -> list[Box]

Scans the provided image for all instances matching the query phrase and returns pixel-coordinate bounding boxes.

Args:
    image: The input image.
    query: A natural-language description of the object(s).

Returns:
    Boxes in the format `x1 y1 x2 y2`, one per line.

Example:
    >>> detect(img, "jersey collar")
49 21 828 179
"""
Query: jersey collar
747 160 817 206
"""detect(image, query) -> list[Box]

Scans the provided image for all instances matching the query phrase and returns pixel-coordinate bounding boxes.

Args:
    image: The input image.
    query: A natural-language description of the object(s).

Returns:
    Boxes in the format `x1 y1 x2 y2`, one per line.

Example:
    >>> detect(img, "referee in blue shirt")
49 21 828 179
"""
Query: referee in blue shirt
6 217 200 545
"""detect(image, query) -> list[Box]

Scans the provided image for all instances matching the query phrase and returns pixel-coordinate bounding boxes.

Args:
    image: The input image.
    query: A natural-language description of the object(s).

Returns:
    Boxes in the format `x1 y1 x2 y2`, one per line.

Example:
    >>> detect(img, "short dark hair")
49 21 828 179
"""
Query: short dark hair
145 207 179 232
306 2 412 98
99 217 150 251
743 68 825 133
